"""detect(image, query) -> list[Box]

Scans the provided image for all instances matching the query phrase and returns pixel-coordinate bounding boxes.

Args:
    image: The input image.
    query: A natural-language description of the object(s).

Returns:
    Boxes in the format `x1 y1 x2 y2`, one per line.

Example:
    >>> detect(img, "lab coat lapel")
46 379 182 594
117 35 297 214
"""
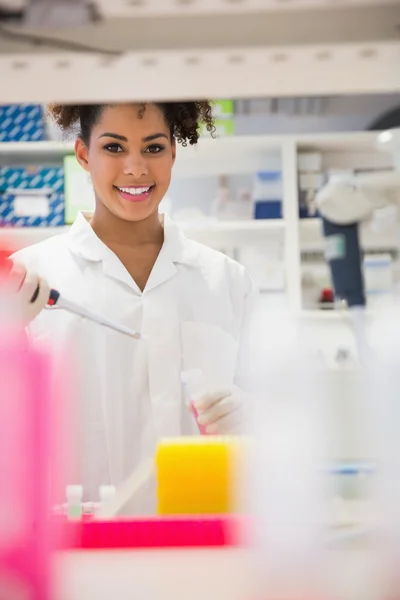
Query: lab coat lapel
144 214 198 293
144 245 177 294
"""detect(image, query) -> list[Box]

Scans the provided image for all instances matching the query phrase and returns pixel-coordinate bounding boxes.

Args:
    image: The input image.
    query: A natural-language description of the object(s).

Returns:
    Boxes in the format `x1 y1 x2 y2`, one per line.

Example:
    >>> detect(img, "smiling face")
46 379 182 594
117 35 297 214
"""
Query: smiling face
75 103 176 223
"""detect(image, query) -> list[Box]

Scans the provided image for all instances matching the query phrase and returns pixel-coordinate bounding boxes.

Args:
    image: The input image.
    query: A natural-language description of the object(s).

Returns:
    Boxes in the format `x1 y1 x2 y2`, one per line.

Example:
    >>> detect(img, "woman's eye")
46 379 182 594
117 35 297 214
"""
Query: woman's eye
104 143 123 153
145 144 164 154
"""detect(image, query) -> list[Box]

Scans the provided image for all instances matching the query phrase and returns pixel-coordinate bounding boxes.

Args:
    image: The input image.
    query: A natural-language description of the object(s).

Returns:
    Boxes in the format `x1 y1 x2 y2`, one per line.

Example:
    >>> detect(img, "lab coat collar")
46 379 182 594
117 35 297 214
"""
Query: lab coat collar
67 212 105 262
161 214 201 267
66 212 201 291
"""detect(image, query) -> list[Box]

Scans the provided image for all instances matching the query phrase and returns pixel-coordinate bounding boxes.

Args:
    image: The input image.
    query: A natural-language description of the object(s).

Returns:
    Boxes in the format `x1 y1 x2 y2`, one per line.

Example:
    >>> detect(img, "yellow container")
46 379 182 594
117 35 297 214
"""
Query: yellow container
156 436 239 515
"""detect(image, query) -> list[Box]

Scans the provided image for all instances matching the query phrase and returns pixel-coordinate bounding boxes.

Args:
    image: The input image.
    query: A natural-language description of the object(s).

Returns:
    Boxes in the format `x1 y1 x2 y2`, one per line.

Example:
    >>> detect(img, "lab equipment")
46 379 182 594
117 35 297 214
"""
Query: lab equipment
321 217 366 309
316 128 400 226
33 286 142 339
66 485 83 520
99 485 116 506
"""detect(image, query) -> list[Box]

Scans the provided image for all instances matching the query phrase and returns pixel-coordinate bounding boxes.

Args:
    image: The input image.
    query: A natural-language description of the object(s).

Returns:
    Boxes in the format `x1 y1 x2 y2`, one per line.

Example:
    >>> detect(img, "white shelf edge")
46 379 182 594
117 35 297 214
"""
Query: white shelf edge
0 141 74 155
0 131 385 157
102 0 395 18
1 42 399 103
178 219 285 233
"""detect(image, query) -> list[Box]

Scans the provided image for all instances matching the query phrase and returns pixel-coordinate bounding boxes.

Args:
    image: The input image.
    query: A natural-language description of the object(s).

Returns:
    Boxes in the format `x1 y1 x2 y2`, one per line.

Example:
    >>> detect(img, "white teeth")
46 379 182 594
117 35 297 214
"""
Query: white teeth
118 186 151 195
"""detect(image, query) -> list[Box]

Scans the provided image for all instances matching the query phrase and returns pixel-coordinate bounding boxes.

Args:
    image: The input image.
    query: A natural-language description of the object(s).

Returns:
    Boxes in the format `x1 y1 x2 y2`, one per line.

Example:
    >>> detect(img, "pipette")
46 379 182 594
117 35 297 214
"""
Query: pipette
32 286 142 339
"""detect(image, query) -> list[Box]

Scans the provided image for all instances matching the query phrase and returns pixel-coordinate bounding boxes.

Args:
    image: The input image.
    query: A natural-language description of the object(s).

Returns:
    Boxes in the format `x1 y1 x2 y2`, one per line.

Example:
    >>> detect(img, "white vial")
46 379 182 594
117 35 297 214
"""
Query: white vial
99 485 116 505
66 485 83 520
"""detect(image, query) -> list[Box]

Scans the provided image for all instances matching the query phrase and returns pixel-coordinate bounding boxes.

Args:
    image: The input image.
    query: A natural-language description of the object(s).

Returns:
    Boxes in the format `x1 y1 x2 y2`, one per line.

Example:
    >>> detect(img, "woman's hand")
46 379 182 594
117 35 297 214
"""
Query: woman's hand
193 385 250 435
8 263 50 325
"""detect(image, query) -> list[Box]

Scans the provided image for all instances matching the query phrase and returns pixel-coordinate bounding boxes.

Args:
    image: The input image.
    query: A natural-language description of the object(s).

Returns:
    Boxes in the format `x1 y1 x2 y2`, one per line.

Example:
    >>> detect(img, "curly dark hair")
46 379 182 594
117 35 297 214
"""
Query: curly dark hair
47 101 215 147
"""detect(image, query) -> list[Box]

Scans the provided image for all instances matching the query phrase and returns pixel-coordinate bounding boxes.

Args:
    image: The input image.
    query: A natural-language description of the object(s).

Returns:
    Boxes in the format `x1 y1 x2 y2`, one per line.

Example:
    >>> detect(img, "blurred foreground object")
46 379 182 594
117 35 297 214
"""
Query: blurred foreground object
248 313 333 600
0 245 63 600
156 437 243 516
367 310 400 598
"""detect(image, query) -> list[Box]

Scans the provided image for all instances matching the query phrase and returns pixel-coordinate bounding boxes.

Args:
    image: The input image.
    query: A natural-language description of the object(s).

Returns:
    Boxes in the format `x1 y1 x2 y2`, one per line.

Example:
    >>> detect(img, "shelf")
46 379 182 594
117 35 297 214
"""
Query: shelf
296 131 395 171
0 131 385 154
296 131 385 153
2 3 397 56
179 218 285 246
300 218 400 253
175 136 282 176
0 141 74 166
100 0 398 18
1 41 399 104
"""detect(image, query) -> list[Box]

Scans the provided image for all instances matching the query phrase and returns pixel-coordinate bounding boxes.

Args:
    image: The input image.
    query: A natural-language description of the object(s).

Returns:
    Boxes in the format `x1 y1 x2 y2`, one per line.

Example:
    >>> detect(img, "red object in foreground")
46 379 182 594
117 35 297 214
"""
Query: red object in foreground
0 248 13 277
58 516 245 551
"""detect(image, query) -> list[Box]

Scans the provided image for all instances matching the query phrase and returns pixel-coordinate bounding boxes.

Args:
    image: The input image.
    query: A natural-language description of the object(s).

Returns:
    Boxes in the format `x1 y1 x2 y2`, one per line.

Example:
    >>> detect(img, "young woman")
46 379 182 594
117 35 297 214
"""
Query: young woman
12 101 257 512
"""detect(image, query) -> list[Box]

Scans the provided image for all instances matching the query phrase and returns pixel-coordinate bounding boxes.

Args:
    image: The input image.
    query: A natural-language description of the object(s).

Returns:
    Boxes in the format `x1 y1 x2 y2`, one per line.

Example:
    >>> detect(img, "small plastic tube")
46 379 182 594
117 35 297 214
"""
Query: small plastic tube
181 369 208 435
66 485 83 520
99 485 116 505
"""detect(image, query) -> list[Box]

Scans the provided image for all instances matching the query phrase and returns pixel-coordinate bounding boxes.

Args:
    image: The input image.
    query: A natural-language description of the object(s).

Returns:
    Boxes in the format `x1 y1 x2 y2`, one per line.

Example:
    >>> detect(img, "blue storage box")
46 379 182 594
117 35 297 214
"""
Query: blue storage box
254 200 282 219
0 166 64 227
0 104 46 142
253 171 283 220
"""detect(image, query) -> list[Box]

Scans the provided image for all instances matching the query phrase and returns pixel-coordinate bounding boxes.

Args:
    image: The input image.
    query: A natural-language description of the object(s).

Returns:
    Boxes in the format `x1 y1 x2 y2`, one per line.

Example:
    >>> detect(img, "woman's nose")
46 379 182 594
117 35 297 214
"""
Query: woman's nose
123 154 149 179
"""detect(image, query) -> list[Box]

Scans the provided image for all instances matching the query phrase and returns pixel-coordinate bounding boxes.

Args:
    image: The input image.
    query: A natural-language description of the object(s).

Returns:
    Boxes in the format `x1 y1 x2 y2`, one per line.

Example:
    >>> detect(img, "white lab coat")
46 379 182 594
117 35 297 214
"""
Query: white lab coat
12 213 257 514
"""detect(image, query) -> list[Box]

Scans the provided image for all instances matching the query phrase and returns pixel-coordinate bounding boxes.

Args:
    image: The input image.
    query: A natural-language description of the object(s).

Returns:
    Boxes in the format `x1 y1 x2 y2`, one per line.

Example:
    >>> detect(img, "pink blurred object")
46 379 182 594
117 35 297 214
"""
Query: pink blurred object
59 516 246 550
0 248 56 600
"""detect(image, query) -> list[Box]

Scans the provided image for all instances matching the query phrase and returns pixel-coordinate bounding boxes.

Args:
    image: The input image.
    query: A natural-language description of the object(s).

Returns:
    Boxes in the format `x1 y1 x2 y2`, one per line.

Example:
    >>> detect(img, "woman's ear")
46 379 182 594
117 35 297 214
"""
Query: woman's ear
75 137 90 172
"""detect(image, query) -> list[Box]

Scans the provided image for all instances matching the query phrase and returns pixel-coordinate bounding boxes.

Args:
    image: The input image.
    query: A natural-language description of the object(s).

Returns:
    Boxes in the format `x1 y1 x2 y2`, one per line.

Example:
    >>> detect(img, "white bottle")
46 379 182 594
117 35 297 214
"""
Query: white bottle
66 485 83 520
